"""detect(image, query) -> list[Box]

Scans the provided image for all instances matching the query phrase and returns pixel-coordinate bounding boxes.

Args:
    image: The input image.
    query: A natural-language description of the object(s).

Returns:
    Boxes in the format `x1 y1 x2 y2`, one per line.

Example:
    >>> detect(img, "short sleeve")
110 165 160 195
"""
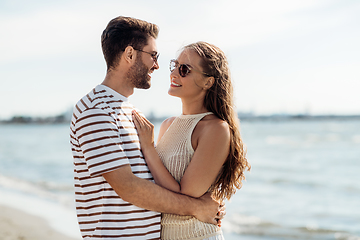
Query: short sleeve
74 107 130 177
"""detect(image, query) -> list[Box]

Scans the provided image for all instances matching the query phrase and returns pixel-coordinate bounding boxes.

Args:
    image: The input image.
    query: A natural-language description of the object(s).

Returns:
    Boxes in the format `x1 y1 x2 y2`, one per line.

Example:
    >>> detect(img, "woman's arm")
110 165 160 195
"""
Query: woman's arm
179 119 230 197
132 110 230 197
132 111 181 192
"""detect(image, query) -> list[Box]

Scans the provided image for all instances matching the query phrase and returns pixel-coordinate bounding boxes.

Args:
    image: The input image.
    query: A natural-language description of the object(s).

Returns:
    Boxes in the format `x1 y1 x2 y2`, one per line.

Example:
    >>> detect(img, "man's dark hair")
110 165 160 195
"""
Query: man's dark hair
101 16 159 71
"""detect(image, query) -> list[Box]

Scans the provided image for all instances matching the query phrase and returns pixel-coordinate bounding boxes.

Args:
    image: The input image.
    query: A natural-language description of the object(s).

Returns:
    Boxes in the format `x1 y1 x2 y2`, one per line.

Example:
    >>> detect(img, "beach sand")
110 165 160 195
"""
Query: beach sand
0 205 80 240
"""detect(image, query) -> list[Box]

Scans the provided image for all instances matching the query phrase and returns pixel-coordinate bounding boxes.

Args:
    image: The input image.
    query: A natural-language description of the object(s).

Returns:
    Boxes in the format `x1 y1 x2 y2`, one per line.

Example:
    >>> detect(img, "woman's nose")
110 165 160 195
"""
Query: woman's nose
170 69 178 79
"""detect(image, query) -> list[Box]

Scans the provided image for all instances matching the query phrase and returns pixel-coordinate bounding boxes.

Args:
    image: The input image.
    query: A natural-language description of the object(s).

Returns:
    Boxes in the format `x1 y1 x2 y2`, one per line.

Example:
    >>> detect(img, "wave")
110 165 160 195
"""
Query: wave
265 133 360 146
352 135 360 143
0 174 74 208
222 213 360 240
0 174 80 239
265 177 360 195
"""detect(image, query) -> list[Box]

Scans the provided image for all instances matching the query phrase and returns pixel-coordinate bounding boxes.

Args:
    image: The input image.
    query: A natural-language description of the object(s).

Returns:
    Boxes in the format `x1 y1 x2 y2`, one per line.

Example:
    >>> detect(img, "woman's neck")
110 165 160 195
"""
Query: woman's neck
181 98 208 115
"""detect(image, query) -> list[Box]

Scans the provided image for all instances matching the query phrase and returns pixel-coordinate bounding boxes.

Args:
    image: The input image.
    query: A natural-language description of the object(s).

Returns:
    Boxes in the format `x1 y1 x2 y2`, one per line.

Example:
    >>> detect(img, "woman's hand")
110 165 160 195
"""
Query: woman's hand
132 113 182 192
132 110 155 149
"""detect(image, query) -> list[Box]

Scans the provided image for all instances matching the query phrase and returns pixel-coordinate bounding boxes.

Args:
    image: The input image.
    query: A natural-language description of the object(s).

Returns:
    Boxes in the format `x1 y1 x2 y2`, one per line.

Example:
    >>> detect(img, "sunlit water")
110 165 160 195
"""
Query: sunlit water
0 120 359 239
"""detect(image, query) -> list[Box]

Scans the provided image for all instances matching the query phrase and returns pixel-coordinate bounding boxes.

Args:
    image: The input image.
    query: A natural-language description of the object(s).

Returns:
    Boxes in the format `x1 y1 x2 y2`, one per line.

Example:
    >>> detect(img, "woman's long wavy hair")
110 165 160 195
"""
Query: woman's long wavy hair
184 41 251 201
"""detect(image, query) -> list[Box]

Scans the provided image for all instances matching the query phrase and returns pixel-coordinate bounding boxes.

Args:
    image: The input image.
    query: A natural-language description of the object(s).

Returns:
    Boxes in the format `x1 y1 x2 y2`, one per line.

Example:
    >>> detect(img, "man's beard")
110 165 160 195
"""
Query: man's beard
127 56 151 89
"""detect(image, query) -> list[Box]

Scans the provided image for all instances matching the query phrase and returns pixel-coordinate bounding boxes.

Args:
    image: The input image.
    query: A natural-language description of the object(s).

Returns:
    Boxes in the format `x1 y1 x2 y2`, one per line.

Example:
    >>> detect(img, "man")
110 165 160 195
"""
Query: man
70 16 222 239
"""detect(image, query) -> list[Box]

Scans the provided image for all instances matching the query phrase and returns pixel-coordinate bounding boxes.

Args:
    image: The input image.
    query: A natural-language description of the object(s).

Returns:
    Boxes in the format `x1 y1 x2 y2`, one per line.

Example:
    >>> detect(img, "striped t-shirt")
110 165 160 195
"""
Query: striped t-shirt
70 85 161 239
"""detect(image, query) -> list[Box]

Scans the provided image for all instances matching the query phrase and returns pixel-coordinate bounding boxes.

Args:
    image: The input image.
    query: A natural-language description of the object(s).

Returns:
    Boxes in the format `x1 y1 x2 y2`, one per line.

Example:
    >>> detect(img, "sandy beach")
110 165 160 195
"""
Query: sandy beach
0 205 80 240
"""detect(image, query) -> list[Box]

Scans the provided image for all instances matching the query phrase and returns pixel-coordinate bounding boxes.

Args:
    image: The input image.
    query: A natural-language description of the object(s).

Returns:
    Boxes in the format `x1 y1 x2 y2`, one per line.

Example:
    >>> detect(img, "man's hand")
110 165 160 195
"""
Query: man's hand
194 192 226 226
217 204 226 227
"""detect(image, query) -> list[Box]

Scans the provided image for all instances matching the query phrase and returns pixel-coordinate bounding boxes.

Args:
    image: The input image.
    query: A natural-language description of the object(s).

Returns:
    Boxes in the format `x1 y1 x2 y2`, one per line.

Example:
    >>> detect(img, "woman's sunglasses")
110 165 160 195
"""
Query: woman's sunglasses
169 59 210 77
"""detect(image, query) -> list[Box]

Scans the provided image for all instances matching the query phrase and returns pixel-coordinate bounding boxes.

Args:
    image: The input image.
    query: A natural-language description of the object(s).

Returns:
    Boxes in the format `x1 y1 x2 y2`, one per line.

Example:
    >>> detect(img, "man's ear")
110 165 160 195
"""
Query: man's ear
204 76 215 90
123 46 136 63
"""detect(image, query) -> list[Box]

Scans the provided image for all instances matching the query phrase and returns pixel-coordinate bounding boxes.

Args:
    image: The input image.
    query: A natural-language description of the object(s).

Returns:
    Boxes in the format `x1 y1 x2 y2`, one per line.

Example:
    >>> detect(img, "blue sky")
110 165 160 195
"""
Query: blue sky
0 0 359 119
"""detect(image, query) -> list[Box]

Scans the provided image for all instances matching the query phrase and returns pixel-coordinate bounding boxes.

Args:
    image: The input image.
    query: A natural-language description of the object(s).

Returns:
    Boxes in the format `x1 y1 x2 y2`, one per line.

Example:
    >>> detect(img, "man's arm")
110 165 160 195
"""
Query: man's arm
103 164 220 225
73 107 221 225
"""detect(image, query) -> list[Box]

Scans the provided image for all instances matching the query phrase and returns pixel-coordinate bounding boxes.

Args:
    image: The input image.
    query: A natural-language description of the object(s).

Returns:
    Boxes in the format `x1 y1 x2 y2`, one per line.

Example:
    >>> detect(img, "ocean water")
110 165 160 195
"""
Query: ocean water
0 120 359 240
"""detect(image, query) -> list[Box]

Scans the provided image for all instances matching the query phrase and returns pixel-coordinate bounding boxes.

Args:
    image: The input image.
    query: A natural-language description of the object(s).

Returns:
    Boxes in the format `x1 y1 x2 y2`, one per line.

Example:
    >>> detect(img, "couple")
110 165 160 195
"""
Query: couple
70 16 250 240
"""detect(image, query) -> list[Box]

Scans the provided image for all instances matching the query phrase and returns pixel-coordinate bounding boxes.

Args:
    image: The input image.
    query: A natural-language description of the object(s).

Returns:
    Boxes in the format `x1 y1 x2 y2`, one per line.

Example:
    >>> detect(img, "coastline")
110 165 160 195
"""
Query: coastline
0 205 80 240
0 186 82 240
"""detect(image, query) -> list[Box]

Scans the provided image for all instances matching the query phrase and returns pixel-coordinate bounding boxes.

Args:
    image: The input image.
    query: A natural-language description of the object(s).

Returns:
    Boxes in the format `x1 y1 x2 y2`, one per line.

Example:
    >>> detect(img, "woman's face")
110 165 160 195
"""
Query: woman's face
168 49 208 99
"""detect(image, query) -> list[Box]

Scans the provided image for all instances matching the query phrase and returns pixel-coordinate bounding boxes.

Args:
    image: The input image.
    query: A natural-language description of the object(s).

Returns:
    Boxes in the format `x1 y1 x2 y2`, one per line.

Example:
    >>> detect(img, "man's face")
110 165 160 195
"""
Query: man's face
128 56 151 89
128 37 159 89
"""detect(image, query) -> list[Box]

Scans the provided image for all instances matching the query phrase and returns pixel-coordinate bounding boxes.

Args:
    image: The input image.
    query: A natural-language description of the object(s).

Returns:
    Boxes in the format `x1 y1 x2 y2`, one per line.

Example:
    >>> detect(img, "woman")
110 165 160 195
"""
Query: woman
132 41 250 239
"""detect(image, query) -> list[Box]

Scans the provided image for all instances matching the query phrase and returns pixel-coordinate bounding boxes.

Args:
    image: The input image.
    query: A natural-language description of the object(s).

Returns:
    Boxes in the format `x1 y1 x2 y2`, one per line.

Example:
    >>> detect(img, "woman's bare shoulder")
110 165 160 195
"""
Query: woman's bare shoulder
201 115 230 139
193 115 230 146
202 114 229 130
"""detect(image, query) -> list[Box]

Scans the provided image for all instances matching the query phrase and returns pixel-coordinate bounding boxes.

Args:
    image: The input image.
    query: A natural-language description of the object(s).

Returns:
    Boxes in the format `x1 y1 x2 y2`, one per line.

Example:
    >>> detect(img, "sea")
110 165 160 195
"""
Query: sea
0 119 359 240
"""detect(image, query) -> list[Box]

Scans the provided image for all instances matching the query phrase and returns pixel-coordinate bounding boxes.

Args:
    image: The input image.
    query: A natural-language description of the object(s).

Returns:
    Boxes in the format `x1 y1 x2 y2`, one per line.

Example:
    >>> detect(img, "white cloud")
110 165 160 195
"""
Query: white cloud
160 0 333 49
0 0 359 118
0 8 101 62
0 0 334 62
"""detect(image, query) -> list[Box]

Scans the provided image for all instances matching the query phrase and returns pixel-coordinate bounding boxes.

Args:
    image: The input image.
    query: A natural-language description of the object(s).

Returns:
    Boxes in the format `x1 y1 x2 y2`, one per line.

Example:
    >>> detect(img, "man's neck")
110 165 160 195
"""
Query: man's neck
102 69 134 98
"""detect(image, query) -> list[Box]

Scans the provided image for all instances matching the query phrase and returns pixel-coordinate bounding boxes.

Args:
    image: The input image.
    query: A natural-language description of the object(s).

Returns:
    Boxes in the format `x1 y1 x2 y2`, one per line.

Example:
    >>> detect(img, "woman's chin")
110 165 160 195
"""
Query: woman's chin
167 89 178 97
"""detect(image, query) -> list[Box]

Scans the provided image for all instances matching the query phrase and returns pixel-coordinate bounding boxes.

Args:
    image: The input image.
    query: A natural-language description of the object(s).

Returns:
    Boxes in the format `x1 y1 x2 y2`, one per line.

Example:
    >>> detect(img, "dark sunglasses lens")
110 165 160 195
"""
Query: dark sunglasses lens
179 65 190 77
154 53 159 61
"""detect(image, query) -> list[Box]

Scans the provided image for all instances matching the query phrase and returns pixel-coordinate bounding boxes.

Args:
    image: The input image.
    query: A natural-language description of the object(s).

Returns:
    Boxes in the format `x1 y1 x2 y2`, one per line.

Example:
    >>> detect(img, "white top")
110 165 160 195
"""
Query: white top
70 85 161 240
156 112 222 240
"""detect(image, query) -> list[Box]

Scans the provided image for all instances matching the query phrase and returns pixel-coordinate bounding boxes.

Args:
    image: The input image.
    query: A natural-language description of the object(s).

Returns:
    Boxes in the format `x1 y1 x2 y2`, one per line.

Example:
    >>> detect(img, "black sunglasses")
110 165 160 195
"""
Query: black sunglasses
169 59 210 77
134 48 160 62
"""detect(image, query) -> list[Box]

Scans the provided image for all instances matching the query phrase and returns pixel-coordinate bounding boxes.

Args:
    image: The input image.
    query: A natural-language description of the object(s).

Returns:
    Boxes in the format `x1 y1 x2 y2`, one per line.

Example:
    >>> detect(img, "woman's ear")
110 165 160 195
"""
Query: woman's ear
204 76 215 90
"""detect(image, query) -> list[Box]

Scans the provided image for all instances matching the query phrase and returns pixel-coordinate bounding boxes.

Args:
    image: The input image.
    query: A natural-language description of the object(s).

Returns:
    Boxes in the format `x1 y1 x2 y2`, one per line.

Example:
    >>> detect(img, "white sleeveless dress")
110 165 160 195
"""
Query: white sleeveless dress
155 112 225 240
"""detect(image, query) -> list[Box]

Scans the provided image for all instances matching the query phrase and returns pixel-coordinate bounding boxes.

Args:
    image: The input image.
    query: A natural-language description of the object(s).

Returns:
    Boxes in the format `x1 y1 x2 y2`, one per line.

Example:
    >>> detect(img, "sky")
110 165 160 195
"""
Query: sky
0 0 359 119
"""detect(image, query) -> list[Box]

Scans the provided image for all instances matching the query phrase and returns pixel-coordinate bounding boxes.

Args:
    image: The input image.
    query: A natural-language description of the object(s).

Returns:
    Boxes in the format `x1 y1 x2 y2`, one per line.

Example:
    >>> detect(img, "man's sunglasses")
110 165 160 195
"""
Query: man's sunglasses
134 48 160 62
169 59 210 77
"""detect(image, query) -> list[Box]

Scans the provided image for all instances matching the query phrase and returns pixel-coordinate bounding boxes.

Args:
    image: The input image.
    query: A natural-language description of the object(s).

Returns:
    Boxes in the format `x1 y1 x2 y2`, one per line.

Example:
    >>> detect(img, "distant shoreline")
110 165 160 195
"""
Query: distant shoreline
1 113 360 125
